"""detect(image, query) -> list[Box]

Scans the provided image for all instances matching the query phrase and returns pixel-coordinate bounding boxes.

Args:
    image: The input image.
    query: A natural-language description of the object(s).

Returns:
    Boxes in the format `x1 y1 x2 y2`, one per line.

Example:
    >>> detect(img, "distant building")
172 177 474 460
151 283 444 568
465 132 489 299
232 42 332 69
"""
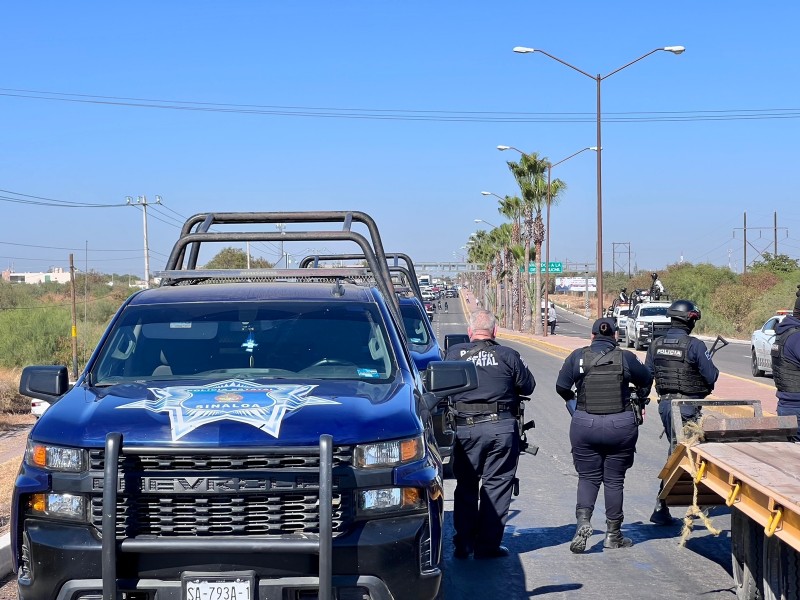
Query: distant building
1 268 72 285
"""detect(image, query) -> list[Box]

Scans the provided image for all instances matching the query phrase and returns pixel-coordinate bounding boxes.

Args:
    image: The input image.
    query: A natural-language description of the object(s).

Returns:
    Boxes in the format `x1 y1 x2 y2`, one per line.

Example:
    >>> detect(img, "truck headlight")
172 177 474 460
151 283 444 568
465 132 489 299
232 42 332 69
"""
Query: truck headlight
354 435 424 468
29 493 87 521
25 442 85 472
358 487 425 514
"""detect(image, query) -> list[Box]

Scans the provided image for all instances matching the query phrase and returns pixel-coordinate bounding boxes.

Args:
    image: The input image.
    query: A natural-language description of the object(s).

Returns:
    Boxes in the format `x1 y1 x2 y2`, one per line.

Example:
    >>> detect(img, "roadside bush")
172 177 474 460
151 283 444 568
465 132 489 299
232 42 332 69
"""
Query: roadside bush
0 307 72 367
710 284 754 335
740 271 780 291
663 263 737 309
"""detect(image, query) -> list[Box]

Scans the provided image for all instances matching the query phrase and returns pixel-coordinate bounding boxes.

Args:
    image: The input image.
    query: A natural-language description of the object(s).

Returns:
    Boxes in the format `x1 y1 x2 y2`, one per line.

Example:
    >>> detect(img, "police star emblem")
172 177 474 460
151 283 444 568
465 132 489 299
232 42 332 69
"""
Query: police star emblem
118 379 339 440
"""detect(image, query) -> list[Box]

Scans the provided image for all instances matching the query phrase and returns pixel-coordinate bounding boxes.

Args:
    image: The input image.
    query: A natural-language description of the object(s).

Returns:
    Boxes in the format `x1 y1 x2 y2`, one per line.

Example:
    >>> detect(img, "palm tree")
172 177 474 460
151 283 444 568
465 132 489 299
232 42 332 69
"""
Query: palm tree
466 230 496 311
489 224 512 326
467 225 511 319
497 195 524 331
507 153 566 333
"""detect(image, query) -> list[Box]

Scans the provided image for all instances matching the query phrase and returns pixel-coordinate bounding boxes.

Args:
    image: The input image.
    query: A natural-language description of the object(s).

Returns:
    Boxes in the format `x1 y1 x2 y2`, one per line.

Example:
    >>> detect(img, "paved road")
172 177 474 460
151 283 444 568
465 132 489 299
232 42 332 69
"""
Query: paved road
433 299 736 599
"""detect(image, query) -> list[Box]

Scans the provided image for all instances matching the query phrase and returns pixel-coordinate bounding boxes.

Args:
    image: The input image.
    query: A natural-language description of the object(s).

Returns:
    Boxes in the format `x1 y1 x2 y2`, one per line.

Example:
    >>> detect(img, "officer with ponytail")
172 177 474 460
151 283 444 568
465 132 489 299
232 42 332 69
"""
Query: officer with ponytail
556 318 652 553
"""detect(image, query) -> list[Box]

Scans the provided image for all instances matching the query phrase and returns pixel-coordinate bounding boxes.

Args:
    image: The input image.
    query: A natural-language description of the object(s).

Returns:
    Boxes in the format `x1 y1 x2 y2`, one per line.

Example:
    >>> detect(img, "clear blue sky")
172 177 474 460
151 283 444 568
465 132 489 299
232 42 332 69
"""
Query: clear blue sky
2 1 799 278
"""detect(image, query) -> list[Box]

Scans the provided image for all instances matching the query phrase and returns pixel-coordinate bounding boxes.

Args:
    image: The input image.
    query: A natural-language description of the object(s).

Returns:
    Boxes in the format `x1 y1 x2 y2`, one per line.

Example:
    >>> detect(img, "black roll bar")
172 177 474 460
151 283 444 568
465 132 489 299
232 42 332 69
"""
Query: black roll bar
299 253 423 300
100 433 335 600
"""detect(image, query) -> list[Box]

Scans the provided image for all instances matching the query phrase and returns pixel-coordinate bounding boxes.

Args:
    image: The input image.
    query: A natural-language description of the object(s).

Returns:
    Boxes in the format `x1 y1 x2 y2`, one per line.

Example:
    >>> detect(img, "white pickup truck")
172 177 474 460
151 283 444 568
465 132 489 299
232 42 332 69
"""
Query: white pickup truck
625 301 671 350
611 304 632 345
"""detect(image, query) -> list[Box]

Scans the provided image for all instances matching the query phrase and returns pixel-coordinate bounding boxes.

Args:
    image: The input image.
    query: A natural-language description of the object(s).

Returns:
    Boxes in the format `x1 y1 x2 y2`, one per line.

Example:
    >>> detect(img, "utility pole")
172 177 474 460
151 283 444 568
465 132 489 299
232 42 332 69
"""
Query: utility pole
127 195 161 288
69 254 78 380
276 223 286 268
744 211 747 274
612 242 631 278
734 212 787 273
775 211 778 256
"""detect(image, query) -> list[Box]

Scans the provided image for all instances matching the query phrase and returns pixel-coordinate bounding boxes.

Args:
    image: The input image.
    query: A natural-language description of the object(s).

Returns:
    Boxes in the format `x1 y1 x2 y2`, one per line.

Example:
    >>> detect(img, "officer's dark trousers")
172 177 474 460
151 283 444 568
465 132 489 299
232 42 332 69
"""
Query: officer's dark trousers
569 409 638 521
452 418 519 551
658 397 701 454
777 399 800 442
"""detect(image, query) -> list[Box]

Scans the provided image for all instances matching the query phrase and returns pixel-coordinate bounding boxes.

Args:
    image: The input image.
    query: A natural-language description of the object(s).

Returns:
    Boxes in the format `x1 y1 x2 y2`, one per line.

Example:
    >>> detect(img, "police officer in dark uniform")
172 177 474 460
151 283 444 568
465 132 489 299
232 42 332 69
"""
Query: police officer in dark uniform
445 309 535 559
771 284 800 441
645 299 719 525
556 318 652 553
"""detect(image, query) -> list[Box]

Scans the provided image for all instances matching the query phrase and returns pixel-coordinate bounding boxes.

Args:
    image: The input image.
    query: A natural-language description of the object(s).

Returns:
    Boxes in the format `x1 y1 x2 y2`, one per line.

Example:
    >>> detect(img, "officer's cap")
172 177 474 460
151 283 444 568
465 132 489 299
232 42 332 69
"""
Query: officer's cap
591 317 617 336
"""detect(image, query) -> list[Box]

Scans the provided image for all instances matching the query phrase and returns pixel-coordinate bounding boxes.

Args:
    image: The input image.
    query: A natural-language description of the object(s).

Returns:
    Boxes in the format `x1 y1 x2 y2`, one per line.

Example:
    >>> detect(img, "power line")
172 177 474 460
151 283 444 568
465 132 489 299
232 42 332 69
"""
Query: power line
0 194 125 208
0 240 140 252
0 87 798 123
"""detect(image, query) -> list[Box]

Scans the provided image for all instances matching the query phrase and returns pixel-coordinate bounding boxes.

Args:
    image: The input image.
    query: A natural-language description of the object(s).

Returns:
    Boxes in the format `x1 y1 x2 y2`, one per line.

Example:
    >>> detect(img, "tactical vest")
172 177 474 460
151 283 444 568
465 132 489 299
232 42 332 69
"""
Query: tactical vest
771 326 800 392
576 348 626 414
651 335 712 397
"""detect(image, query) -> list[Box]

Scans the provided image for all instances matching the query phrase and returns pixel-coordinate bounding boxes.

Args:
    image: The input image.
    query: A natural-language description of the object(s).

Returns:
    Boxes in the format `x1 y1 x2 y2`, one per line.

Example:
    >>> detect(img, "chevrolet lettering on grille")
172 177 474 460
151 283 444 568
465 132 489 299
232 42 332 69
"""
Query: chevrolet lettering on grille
93 476 320 493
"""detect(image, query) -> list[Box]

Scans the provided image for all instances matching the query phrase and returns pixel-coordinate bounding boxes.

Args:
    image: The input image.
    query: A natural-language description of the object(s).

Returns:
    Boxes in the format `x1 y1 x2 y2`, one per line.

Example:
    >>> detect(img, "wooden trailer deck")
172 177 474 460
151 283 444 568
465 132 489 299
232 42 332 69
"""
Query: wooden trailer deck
660 441 800 552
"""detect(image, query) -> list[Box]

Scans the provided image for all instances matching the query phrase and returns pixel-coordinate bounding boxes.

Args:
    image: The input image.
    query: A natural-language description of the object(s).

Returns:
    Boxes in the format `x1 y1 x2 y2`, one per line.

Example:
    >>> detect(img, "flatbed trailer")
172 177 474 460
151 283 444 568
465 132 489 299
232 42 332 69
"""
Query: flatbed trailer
659 399 800 599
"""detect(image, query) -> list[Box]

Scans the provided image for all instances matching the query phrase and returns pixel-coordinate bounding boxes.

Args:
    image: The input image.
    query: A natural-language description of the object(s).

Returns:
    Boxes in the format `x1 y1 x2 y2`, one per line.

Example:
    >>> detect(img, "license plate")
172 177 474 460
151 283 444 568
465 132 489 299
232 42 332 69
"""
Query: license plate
184 578 252 600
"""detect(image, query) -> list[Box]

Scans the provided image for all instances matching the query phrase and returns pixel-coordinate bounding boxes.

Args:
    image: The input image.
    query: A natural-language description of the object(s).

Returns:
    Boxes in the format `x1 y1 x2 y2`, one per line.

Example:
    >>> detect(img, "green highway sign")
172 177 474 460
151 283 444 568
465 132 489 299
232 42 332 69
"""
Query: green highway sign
521 262 563 274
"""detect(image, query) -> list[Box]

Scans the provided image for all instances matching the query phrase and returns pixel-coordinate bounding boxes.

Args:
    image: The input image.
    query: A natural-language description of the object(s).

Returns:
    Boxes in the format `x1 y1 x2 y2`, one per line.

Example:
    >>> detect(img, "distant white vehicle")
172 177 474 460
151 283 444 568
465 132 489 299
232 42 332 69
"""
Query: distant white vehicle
625 301 671 351
31 398 51 418
611 304 631 345
750 310 791 377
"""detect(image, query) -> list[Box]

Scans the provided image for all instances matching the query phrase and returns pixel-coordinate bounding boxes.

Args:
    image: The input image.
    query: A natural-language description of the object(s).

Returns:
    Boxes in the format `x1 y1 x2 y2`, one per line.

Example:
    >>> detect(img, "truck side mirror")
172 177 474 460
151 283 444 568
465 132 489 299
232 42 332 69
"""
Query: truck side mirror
444 334 470 351
423 361 478 401
19 365 69 401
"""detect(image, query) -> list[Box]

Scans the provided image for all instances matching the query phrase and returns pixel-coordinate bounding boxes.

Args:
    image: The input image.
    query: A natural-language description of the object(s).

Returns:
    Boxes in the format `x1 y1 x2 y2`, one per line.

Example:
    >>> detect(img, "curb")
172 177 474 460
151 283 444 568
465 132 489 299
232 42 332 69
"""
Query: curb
0 533 11 578
496 331 572 357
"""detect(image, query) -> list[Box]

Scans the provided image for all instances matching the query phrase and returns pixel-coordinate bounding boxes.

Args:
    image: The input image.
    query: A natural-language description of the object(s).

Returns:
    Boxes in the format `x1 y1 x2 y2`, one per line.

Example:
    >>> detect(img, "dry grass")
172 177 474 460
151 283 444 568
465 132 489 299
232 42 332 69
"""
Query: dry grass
0 458 22 534
0 369 29 415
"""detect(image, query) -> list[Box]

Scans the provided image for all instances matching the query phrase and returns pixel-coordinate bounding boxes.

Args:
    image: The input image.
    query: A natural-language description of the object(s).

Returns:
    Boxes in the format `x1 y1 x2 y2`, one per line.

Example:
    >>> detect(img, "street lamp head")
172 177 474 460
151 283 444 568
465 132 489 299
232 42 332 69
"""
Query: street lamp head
480 191 491 196
474 219 483 223
513 46 536 54
663 46 685 55
497 145 511 151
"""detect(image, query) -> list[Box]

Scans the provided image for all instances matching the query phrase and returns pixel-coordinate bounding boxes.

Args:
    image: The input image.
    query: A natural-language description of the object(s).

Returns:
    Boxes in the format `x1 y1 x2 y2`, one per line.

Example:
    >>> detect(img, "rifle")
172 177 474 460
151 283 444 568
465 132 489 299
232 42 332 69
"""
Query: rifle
512 399 538 496
706 335 729 360
514 399 538 457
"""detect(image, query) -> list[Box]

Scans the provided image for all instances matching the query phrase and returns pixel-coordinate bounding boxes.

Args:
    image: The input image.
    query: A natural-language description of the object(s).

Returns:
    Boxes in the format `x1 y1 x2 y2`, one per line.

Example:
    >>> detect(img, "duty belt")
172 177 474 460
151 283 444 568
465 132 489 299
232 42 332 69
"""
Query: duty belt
454 411 515 426
659 393 695 401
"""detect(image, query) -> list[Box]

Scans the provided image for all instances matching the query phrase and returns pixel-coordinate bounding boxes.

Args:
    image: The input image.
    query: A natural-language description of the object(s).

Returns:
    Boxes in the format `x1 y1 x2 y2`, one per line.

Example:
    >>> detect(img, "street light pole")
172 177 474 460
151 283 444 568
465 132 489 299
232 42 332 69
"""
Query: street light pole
513 45 684 317
543 147 597 336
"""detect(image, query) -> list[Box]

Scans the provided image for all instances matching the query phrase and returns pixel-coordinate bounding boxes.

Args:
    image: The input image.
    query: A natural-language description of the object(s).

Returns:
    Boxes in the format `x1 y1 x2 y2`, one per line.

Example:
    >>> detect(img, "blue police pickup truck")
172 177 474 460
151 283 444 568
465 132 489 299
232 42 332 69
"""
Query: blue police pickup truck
14 211 476 600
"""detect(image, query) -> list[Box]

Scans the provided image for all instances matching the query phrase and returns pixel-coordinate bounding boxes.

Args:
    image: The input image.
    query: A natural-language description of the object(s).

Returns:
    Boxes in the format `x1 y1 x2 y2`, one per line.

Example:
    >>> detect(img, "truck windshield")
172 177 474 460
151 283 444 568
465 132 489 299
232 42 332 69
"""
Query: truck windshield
91 301 396 384
641 307 668 317
400 303 431 348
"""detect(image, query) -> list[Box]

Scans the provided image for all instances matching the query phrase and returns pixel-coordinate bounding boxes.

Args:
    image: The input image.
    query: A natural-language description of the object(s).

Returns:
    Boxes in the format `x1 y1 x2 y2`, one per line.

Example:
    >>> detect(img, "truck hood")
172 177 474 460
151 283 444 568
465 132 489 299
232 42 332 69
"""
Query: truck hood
31 377 420 448
637 315 671 323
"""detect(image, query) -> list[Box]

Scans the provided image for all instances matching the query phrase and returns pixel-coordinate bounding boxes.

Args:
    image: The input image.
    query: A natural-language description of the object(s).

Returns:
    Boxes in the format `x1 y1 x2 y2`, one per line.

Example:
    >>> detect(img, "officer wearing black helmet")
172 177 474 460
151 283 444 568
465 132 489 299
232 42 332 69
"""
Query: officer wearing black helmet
645 299 719 525
771 284 800 441
556 317 652 553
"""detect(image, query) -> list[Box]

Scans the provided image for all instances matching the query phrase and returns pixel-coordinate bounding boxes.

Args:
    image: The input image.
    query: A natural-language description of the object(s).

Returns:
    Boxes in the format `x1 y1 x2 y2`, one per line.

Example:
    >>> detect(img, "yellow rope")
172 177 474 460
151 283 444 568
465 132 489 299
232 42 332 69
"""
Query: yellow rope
677 417 722 547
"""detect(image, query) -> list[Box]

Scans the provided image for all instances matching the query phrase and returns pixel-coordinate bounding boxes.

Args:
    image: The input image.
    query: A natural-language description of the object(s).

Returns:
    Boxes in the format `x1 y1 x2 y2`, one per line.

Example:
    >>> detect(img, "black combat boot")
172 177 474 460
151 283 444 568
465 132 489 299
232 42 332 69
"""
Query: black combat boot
650 499 677 525
603 519 633 549
569 508 593 554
